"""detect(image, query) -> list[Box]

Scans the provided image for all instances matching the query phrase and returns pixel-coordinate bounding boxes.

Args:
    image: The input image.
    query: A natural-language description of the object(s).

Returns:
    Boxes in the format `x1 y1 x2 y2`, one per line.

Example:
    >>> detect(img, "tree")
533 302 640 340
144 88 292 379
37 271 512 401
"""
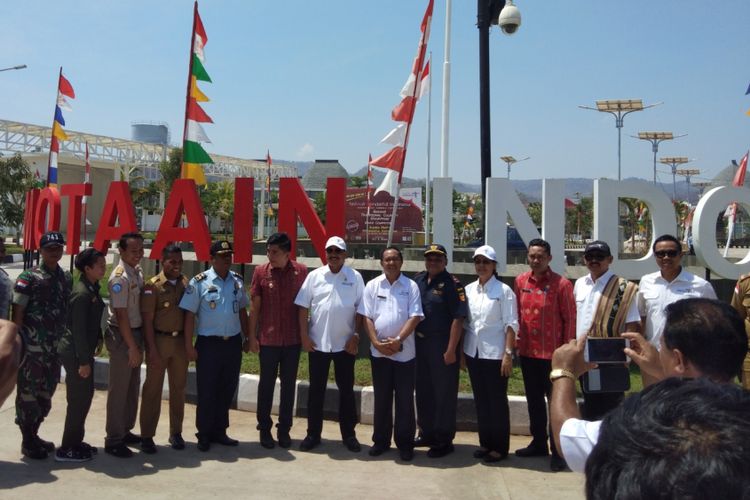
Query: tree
201 180 234 234
0 154 36 238
158 147 182 194
349 175 366 188
313 192 326 224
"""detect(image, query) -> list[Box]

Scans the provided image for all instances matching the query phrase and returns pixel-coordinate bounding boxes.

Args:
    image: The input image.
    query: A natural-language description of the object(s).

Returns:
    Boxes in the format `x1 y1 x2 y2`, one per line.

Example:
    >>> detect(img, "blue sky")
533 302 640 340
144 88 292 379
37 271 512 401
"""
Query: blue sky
2 1 750 186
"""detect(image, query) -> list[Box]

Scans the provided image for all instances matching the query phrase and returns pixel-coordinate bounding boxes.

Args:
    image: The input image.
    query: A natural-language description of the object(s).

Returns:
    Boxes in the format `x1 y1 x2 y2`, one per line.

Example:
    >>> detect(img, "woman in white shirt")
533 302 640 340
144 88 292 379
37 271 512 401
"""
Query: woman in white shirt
463 245 518 463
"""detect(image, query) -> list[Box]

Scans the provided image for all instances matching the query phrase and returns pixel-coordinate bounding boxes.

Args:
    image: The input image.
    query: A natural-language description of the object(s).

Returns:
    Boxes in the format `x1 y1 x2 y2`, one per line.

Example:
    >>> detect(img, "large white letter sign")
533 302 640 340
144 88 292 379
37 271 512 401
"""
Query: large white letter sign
541 179 567 274
693 186 750 279
594 179 676 279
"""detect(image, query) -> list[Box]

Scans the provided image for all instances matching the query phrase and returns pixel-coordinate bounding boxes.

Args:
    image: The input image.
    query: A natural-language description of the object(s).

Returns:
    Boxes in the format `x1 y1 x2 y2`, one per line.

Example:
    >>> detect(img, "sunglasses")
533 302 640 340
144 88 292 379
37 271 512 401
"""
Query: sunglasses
584 253 608 262
654 249 680 258
326 247 344 254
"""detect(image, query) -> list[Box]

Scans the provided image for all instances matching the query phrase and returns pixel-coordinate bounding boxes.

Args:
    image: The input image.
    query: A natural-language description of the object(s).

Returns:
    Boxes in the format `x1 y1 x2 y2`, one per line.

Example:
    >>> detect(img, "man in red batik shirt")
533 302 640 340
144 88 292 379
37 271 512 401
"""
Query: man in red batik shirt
513 238 576 472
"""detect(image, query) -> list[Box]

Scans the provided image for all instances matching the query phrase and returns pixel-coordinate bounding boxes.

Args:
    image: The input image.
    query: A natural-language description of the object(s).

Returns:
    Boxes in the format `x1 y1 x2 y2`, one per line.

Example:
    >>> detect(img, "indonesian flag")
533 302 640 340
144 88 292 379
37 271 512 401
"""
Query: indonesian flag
182 1 213 186
375 169 400 198
724 151 749 222
370 147 405 176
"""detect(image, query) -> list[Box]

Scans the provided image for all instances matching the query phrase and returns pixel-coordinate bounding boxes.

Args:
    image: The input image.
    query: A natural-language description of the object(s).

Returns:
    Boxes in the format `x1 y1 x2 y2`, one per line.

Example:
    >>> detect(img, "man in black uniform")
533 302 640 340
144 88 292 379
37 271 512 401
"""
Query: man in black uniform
413 244 468 458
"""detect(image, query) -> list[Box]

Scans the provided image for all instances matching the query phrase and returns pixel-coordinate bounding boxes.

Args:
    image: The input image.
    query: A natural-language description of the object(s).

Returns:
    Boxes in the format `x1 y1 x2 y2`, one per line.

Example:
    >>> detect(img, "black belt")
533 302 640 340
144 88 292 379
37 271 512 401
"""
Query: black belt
200 333 241 341
156 330 183 337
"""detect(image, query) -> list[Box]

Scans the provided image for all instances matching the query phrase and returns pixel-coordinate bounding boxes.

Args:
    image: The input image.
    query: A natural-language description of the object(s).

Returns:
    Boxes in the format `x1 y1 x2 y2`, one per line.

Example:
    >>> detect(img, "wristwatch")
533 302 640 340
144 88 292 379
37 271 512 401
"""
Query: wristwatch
549 368 576 382
504 347 514 357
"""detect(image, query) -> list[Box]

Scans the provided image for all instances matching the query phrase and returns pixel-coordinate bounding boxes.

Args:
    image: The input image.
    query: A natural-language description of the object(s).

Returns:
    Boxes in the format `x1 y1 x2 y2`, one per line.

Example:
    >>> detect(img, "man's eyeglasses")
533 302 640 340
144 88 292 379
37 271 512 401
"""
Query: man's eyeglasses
584 253 608 262
326 247 344 254
654 250 680 258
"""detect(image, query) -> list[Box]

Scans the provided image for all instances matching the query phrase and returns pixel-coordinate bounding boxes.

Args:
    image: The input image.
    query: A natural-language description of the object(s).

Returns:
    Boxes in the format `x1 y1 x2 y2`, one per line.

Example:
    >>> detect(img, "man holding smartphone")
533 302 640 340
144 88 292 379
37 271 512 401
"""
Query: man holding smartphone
573 241 640 420
638 234 716 387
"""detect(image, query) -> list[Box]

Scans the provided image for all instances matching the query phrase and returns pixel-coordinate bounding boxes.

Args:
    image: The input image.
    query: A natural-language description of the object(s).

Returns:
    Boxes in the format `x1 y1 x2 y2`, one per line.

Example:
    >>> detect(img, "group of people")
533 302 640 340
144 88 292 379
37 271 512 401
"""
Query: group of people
1 229 748 481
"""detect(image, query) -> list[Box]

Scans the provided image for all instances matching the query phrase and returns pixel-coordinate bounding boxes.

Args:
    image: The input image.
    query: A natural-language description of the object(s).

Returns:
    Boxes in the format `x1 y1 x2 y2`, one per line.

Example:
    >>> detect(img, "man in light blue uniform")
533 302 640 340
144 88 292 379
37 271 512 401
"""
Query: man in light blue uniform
179 240 249 452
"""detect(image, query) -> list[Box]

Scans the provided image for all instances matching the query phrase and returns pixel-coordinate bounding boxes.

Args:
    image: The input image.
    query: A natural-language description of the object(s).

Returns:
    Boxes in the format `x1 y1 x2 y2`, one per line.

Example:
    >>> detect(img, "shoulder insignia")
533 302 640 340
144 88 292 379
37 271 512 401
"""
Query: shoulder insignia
194 272 207 282
148 276 160 285
231 270 242 279
114 266 124 277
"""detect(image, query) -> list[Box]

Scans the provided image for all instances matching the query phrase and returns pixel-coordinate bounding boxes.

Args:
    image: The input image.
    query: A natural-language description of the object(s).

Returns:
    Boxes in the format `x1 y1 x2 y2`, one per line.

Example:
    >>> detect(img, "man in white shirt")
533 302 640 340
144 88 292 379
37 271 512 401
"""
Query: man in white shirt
295 236 364 453
637 234 716 386
358 246 423 462
573 241 640 420
550 298 748 473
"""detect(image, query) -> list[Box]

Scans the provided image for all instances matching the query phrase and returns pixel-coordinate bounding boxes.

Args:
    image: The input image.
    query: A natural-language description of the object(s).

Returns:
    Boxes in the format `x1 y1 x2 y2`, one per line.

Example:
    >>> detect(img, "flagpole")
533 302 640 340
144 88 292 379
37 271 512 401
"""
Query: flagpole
425 52 432 246
82 142 89 243
181 1 199 180
366 155 372 245
46 66 62 186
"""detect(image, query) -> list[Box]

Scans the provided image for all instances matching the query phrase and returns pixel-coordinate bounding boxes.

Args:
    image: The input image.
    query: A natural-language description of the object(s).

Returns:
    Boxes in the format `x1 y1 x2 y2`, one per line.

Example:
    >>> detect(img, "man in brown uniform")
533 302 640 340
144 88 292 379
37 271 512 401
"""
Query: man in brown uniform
729 274 750 389
139 245 189 453
104 232 145 458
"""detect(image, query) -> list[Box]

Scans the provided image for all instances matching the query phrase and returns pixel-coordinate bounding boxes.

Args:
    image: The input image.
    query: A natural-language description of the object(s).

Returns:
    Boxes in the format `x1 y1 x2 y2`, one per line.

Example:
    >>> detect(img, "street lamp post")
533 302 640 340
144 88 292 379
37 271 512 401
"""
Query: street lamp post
659 156 690 201
0 64 27 72
500 155 529 179
580 99 661 180
676 168 700 205
633 131 686 184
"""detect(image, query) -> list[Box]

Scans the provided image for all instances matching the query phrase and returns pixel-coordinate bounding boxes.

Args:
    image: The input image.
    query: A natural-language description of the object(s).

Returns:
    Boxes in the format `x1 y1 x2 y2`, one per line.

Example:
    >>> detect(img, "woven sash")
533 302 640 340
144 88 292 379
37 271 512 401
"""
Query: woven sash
588 275 638 338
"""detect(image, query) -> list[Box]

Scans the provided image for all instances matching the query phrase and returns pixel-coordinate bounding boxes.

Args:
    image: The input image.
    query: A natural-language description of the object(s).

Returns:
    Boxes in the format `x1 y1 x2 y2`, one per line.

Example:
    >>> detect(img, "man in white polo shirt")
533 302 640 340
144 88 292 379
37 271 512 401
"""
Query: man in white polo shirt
637 234 715 386
295 236 365 453
359 246 423 462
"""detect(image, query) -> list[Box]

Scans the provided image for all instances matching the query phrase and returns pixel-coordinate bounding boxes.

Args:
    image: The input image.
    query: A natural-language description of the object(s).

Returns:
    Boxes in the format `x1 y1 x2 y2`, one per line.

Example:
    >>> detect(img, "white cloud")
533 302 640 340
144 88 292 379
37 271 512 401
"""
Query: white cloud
297 142 315 159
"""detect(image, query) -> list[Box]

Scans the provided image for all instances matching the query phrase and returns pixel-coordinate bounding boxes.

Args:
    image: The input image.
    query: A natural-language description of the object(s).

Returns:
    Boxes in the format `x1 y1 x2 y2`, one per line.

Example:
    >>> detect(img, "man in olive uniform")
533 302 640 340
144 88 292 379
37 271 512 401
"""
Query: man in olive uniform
12 231 72 459
139 244 189 453
104 232 145 458
729 274 750 389
412 243 468 458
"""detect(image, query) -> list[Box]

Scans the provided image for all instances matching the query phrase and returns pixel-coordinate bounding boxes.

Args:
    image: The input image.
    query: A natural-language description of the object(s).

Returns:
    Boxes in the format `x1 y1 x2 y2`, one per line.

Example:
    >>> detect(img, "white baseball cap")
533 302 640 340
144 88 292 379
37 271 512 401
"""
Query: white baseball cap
473 245 497 262
325 236 347 251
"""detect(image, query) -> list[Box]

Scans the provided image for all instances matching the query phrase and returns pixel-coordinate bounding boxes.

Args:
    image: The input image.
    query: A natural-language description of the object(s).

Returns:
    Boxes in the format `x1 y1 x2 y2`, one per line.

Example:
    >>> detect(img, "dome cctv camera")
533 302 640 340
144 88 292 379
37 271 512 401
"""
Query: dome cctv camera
498 0 521 35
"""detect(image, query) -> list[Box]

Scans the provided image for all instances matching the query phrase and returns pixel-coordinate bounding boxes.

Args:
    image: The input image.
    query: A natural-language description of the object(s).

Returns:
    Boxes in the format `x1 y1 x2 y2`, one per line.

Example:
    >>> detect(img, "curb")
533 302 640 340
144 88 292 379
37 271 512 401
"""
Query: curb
1 254 24 264
67 358 536 436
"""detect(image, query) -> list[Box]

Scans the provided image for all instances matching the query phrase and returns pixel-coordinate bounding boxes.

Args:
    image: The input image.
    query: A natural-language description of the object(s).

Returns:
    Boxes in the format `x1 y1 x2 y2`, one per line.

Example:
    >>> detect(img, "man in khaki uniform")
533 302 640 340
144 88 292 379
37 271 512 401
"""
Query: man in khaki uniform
729 274 750 389
104 232 145 458
139 245 189 453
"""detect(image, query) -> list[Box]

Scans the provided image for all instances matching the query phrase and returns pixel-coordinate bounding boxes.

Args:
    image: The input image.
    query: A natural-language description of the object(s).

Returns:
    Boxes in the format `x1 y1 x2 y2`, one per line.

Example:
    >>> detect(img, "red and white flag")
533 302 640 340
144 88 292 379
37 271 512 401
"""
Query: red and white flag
724 151 748 221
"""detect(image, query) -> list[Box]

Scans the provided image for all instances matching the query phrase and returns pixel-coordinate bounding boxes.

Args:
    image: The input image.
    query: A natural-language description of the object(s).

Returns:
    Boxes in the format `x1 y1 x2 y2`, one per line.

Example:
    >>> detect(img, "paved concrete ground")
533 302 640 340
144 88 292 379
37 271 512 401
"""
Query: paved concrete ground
0 386 585 500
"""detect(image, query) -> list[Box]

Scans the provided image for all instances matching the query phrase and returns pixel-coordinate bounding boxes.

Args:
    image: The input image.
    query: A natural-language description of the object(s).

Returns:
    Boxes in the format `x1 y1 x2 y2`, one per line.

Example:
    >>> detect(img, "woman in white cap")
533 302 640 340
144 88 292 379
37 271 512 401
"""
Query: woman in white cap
463 244 518 462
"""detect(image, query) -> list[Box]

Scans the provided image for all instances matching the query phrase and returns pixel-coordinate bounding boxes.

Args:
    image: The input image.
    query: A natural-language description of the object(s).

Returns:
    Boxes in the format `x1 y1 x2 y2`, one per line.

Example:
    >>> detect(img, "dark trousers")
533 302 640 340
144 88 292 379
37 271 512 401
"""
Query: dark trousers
519 356 560 457
581 386 624 421
370 355 415 451
195 334 242 439
61 355 95 449
307 349 357 440
257 344 301 433
415 334 459 446
465 354 510 456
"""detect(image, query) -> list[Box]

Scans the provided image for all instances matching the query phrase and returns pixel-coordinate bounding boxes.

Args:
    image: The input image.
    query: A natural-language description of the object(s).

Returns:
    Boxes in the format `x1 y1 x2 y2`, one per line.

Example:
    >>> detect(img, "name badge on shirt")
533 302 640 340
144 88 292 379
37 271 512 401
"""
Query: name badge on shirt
233 300 239 313
377 295 387 300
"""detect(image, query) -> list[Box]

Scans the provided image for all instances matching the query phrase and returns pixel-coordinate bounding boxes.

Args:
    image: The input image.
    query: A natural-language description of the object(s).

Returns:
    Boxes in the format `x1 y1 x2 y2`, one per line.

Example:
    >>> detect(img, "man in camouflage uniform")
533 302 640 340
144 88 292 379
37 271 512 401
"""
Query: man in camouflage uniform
12 231 72 459
729 274 750 389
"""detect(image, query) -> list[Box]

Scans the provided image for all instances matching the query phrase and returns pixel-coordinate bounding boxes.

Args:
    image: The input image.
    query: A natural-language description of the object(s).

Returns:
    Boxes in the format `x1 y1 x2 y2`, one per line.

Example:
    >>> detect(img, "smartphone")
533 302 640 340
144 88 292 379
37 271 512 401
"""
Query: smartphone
584 337 629 364
582 365 631 393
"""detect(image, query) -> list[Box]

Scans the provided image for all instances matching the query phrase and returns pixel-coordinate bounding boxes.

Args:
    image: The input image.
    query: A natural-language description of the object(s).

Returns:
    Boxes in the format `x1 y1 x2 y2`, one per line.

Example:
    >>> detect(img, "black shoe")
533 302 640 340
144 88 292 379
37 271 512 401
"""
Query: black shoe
22 441 49 460
473 448 490 459
105 443 134 458
368 444 390 457
169 434 185 450
399 448 414 461
427 443 455 458
213 434 239 446
299 435 320 452
550 455 567 472
343 436 361 453
55 446 92 463
483 451 508 463
197 438 211 452
514 442 549 457
80 442 98 455
123 432 142 445
259 430 275 449
413 435 434 448
277 431 292 449
140 438 157 454
34 435 55 453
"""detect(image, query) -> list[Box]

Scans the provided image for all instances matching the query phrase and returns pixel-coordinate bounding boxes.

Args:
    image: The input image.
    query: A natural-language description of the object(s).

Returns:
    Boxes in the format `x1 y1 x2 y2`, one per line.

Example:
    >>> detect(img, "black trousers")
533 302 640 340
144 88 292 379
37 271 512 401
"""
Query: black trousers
370 355 415 451
307 349 357 440
580 385 624 421
257 344 301 433
465 354 510 456
195 334 242 439
519 356 560 457
61 354 95 449
415 334 459 446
